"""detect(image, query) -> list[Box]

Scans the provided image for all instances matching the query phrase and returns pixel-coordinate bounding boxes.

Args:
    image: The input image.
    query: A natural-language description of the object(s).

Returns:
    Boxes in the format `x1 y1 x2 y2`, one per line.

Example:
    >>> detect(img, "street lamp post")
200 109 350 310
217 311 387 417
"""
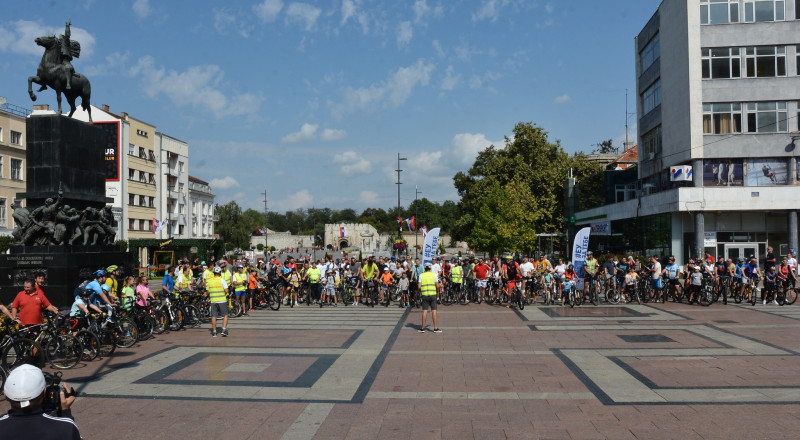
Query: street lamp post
261 190 268 254
415 186 421 258
396 153 407 254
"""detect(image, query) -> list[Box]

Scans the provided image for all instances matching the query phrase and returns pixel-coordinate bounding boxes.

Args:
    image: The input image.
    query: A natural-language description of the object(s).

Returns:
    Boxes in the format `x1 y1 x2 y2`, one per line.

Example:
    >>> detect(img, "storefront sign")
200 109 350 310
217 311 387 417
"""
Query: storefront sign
703 232 717 247
590 221 611 236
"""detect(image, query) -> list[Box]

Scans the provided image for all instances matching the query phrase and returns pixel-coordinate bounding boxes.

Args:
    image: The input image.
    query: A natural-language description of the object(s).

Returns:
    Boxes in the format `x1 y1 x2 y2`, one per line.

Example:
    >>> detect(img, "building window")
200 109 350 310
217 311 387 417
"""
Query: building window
179 161 184 173
139 171 146 183
746 102 788 132
743 0 785 22
0 127 3 142
128 169 135 180
642 126 662 159
703 103 743 134
10 131 22 145
640 80 661 116
701 0 740 24
138 147 146 159
0 156 3 178
10 159 22 180
796 45 799 77
149 173 156 185
129 219 135 230
128 194 135 205
149 196 155 208
797 0 800 18
148 150 156 162
128 144 134 155
745 46 786 77
0 198 6 226
702 48 742 79
640 33 660 72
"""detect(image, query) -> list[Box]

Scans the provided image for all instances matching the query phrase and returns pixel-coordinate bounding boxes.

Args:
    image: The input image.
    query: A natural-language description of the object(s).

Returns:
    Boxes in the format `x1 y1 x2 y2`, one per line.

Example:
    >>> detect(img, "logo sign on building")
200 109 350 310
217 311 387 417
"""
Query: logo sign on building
590 221 611 236
94 121 120 181
670 165 693 182
703 232 717 247
422 227 441 266
572 227 591 290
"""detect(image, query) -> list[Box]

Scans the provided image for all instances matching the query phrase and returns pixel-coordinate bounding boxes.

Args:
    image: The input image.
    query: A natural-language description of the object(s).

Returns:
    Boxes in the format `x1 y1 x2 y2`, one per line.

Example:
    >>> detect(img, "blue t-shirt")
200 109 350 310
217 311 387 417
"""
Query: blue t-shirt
162 274 175 296
743 263 759 278
85 280 107 306
70 297 89 317
734 264 744 278
665 264 681 279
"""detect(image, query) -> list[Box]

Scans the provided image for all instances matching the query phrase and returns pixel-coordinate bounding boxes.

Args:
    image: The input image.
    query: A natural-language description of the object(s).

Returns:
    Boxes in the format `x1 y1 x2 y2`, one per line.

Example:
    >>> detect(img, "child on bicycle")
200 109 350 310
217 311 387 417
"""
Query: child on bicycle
624 267 639 303
764 266 778 305
398 271 410 308
541 269 555 305
380 267 394 303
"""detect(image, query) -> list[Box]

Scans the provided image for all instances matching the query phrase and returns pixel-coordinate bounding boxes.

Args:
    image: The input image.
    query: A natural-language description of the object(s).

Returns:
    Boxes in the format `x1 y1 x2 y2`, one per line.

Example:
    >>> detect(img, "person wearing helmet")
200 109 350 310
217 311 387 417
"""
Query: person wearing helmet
502 255 522 305
207 266 230 337
232 264 249 315
104 265 120 301
70 288 102 317
733 257 746 301
85 269 117 310
418 262 441 333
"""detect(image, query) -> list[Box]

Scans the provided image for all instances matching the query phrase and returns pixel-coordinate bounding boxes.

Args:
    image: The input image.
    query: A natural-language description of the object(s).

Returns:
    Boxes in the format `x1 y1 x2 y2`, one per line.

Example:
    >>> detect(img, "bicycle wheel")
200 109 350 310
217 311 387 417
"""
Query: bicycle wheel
96 329 117 357
169 307 185 331
229 300 243 318
268 291 281 310
786 288 798 305
182 305 202 329
370 286 378 306
2 338 46 370
698 287 712 307
568 291 575 307
153 310 168 334
76 330 100 360
45 334 82 369
115 317 139 348
606 288 620 305
517 289 524 310
134 312 155 340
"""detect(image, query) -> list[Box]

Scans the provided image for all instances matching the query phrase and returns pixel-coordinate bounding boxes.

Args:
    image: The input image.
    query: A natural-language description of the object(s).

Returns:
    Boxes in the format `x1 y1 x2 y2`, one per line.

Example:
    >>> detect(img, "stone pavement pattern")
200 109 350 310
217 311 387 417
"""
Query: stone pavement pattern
4 301 800 439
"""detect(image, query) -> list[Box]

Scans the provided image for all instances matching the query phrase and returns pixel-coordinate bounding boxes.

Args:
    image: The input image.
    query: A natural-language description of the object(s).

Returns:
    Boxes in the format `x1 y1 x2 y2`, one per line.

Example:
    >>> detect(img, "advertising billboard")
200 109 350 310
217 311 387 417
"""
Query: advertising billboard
746 158 787 186
703 159 743 186
95 121 120 181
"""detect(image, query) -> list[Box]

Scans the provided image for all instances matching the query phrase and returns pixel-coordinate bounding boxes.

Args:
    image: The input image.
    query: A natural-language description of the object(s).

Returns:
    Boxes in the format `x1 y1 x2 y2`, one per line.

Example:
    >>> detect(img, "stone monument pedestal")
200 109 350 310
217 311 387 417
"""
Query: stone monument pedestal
0 114 131 307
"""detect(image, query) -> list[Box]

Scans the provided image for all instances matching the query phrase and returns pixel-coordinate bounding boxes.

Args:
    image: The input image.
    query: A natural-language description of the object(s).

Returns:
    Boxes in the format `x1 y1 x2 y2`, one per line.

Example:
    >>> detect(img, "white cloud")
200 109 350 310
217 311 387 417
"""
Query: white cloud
340 0 370 34
472 0 502 22
396 21 413 48
253 0 284 23
413 0 444 24
333 59 435 117
545 3 554 13
441 65 460 91
213 9 251 37
334 151 372 176
469 71 502 90
432 40 446 58
449 133 495 165
554 94 572 104
129 55 262 118
0 20 96 58
285 2 321 32
210 176 240 190
281 123 318 143
410 151 443 173
278 189 314 211
132 0 152 18
360 190 379 205
321 128 347 141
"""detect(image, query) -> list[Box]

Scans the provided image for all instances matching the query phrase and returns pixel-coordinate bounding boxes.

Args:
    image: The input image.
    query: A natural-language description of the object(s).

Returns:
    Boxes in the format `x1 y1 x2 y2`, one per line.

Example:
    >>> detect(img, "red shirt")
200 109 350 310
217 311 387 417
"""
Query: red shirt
11 290 52 325
474 264 490 280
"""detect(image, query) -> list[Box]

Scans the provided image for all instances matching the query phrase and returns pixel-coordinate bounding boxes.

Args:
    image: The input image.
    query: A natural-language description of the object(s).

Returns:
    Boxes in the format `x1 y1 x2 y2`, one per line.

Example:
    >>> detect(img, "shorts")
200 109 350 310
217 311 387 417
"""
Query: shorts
507 280 520 290
209 302 229 318
476 279 487 288
235 289 247 297
421 295 437 310
651 278 663 289
668 279 680 286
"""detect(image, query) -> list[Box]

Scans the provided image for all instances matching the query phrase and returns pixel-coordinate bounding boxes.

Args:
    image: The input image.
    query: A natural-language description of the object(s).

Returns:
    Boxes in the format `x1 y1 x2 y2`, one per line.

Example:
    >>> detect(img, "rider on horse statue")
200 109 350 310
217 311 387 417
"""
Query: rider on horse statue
38 20 81 92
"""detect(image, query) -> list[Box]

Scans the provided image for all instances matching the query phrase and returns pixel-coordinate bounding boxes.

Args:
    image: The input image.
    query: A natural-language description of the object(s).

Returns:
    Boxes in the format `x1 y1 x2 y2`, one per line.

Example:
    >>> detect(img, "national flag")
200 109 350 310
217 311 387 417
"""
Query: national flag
316 234 322 240
405 216 415 231
258 228 265 236
155 217 169 234
340 226 346 237
152 218 158 233
396 217 404 225
420 225 428 236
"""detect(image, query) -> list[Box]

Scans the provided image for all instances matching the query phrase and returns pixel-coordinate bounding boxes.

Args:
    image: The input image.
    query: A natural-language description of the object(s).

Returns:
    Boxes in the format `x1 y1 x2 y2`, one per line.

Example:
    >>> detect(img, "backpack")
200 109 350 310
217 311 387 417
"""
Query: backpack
72 279 91 299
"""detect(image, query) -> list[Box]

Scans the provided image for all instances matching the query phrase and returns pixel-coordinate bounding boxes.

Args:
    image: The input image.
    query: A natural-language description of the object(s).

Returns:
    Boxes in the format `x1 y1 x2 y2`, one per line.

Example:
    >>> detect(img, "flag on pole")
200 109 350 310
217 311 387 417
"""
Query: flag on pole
340 226 346 237
572 227 591 291
405 216 415 231
396 217 404 225
155 217 169 234
422 227 441 266
420 225 428 236
152 218 158 233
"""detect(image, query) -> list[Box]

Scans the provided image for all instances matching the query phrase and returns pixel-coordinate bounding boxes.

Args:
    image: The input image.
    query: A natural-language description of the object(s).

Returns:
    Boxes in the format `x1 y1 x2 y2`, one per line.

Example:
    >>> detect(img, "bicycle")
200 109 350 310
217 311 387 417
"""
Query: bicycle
777 281 798 306
585 273 599 306
510 280 525 310
742 276 759 306
3 314 82 370
603 276 621 305
564 280 579 307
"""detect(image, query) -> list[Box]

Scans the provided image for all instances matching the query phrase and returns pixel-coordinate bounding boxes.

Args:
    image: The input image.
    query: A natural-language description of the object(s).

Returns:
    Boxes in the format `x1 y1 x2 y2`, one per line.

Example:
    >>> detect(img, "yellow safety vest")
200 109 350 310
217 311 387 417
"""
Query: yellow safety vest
420 272 437 296
203 269 213 285
233 272 246 292
221 270 231 283
451 266 463 284
207 276 226 303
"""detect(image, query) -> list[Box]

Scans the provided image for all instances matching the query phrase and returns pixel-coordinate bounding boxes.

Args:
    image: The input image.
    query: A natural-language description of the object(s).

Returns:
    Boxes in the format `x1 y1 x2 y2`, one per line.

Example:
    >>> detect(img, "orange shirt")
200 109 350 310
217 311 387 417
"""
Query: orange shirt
381 272 394 286
248 274 258 289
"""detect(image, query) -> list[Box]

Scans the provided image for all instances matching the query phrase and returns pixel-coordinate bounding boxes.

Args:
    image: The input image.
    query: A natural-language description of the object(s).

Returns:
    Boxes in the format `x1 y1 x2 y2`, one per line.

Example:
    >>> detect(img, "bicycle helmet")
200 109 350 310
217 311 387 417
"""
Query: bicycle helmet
93 269 107 278
213 266 222 273
200 261 206 265
101 284 110 292
106 265 118 273
79 289 91 297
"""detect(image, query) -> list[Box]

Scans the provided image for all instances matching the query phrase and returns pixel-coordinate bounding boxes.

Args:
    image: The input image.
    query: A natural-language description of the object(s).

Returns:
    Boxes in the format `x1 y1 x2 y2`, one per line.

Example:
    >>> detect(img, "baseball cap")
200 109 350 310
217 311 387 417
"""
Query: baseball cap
213 267 222 273
4 364 46 408
383 267 389 271
587 251 593 255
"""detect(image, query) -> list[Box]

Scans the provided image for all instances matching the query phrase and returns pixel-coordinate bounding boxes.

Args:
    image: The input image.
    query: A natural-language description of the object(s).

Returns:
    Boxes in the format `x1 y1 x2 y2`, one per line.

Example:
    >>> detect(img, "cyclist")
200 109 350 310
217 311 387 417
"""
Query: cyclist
349 257 363 306
582 251 599 304
554 258 567 300
232 265 248 315
647 255 663 302
742 256 761 304
10 279 60 326
207 266 229 337
541 268 555 305
686 266 703 304
520 257 534 298
502 255 522 306
733 257 745 300
410 258 424 308
473 258 490 303
624 266 639 302
763 266 778 305
380 267 394 305
70 288 102 317
562 264 575 306
602 256 619 299
362 256 379 306
662 256 683 302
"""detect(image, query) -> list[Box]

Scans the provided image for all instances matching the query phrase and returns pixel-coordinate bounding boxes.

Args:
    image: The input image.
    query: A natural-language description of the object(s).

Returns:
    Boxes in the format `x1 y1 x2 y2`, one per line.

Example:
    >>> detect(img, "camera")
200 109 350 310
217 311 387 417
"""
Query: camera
42 371 76 414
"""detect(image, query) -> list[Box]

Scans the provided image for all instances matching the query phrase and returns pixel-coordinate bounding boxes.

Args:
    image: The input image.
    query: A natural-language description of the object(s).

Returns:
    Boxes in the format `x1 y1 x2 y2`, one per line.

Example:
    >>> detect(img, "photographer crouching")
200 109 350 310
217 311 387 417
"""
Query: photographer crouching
1 364 82 439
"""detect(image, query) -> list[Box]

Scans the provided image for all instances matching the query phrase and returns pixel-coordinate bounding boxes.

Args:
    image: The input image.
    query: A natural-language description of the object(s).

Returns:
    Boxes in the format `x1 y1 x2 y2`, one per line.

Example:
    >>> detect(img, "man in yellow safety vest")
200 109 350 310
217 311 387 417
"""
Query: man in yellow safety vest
418 263 442 333
207 266 230 337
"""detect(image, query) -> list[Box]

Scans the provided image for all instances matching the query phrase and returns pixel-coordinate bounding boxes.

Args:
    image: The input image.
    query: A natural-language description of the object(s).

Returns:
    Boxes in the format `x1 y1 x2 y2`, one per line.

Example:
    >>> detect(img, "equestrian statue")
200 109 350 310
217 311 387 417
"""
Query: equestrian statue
27 20 93 122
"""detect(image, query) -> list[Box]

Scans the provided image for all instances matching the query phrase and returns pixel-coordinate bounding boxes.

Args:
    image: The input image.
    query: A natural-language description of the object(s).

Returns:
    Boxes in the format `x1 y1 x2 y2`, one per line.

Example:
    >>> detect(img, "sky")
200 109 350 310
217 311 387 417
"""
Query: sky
1 0 662 214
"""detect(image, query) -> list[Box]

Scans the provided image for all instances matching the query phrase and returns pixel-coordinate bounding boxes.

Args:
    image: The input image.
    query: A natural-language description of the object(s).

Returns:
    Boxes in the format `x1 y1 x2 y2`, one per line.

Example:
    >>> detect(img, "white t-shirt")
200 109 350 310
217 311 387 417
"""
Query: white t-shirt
554 264 567 278
431 263 441 282
520 262 534 277
788 257 798 274
651 262 662 280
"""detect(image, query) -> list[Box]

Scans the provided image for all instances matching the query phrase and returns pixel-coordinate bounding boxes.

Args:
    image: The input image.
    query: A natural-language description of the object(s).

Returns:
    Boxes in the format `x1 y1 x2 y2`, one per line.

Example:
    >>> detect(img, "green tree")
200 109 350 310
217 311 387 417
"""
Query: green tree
214 201 250 249
591 139 619 155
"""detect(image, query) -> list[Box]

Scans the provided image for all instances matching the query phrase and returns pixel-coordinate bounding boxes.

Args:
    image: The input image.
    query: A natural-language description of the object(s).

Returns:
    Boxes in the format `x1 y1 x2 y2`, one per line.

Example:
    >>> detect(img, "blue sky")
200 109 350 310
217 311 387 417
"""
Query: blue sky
1 0 661 213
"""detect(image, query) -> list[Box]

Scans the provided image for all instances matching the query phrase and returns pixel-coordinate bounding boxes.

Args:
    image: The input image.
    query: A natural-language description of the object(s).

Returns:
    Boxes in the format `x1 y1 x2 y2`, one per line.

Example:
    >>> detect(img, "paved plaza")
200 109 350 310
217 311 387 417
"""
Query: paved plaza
6 301 800 439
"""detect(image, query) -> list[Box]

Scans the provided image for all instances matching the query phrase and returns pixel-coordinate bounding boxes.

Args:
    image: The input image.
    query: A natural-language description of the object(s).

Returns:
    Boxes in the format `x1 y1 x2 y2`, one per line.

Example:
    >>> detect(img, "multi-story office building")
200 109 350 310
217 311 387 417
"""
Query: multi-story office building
188 176 215 239
155 133 189 239
574 0 800 264
0 99 29 236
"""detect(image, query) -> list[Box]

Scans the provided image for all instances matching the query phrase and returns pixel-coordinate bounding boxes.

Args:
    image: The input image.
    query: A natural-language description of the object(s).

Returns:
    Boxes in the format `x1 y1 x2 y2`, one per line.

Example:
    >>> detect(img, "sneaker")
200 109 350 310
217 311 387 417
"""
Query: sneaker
433 328 442 333
763 300 767 305
772 300 778 305
353 302 358 306
334 303 338 307
221 328 228 337
211 331 217 338
418 328 426 333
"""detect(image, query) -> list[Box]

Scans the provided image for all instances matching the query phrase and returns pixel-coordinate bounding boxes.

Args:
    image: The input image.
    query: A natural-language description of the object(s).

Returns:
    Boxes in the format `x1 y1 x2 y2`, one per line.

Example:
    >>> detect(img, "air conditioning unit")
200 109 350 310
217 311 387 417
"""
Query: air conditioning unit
642 184 656 195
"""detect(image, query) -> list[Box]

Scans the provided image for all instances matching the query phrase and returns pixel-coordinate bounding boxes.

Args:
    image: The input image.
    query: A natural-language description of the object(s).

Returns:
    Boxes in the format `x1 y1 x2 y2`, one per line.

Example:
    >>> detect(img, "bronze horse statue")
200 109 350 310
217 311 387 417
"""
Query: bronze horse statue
27 34 93 122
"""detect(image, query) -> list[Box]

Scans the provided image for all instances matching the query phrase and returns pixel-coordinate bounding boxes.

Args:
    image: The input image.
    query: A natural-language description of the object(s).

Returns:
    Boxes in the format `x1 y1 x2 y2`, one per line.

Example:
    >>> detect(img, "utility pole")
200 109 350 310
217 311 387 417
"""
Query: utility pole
396 153 407 238
261 190 268 254
415 186 421 258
